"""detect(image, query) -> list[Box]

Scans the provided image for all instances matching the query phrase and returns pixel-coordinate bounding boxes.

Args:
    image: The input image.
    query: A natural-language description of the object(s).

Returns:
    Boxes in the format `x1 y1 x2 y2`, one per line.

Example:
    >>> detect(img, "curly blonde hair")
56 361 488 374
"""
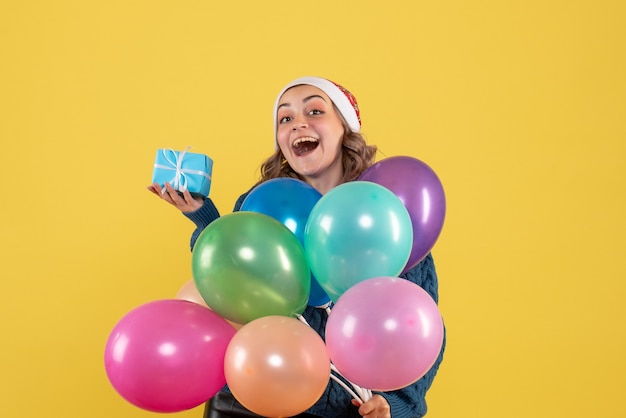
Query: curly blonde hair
259 116 377 185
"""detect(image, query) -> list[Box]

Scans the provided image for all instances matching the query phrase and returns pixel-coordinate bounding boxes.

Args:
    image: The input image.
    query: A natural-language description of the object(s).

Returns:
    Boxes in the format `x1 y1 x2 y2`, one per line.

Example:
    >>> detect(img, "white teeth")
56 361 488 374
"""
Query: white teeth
293 137 318 147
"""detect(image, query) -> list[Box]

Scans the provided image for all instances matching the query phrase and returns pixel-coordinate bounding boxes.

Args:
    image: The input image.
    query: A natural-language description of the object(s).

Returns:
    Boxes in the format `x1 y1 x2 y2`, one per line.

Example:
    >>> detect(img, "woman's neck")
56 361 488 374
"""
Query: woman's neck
304 171 343 195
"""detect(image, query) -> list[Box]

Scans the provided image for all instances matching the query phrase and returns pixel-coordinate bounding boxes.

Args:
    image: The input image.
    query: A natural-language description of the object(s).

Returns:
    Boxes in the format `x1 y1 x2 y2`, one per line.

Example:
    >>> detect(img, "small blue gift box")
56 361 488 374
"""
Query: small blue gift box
152 148 213 198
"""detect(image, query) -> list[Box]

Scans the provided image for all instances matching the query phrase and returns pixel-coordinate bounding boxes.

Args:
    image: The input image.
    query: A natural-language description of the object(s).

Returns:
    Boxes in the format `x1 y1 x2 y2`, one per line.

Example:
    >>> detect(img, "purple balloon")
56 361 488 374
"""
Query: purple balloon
359 156 446 273
325 277 444 391
104 299 237 412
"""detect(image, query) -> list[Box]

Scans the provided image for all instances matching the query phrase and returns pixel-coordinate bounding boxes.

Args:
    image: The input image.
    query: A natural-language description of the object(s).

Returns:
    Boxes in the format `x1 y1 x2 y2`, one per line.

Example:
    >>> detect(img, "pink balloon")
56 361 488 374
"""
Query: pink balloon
104 299 237 412
325 277 444 391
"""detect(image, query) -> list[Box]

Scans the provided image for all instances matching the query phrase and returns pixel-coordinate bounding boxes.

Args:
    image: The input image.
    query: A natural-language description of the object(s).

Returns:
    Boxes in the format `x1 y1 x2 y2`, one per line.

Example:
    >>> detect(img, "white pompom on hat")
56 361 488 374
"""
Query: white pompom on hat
273 76 361 147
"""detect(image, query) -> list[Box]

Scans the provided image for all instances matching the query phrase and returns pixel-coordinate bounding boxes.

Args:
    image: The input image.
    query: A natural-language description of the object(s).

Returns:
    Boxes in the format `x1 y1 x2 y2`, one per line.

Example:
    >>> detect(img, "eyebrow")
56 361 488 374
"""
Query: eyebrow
277 95 328 110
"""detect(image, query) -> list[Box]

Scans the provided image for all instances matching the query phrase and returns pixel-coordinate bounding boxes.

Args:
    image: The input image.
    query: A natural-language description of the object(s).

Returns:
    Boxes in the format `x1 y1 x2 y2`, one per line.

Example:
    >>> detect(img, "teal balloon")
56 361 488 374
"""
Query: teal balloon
192 212 310 324
304 181 413 302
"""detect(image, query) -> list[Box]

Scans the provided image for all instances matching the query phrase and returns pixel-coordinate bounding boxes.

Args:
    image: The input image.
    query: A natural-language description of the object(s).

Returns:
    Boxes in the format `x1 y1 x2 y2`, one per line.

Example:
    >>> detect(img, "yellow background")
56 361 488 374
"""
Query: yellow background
1 1 624 417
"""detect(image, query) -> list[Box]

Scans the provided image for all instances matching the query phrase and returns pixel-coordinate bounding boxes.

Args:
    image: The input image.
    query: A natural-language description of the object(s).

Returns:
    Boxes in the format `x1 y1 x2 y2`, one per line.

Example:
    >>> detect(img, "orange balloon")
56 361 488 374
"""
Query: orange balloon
224 316 330 417
176 279 209 306
176 280 243 330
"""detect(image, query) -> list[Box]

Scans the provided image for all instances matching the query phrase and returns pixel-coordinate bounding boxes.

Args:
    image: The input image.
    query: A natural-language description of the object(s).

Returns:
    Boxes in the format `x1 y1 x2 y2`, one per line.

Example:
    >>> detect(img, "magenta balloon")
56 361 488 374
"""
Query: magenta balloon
359 156 446 273
104 299 237 412
325 277 444 391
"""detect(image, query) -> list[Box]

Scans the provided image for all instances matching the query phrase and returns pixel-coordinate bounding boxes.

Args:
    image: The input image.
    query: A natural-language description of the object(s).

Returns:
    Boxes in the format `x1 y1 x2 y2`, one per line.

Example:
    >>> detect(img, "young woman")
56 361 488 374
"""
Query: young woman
148 76 445 418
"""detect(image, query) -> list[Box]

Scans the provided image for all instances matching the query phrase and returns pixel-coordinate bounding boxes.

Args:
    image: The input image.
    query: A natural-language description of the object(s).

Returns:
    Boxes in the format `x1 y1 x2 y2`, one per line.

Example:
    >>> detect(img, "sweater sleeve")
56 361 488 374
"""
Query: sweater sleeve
183 192 252 252
232 192 248 212
182 198 221 252
376 253 447 418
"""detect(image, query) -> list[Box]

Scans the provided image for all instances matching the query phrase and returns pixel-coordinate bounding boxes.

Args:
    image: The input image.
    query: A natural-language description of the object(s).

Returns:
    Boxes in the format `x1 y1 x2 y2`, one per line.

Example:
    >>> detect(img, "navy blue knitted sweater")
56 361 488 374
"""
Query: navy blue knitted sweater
184 193 446 418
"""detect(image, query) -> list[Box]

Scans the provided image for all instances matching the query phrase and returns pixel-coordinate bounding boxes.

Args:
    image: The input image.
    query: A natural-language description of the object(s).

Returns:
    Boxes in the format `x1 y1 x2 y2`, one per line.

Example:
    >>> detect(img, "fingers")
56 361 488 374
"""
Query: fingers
148 183 203 213
148 182 172 199
147 183 179 205
164 183 187 206
181 188 195 206
180 188 204 212
358 395 390 418
147 183 160 195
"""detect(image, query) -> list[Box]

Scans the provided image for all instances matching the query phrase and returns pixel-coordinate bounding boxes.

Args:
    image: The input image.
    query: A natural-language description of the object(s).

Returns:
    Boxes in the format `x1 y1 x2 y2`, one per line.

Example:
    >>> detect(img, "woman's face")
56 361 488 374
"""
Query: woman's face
276 85 345 188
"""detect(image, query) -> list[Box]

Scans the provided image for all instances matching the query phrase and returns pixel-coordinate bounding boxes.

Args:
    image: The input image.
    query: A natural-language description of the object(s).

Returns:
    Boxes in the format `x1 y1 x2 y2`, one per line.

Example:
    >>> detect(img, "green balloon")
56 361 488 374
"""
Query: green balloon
192 212 310 324
304 181 413 302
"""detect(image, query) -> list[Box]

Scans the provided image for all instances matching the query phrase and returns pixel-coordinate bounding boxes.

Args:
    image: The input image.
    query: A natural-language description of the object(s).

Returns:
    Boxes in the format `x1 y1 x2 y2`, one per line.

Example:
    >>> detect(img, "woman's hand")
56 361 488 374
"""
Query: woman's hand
352 394 391 418
147 182 204 213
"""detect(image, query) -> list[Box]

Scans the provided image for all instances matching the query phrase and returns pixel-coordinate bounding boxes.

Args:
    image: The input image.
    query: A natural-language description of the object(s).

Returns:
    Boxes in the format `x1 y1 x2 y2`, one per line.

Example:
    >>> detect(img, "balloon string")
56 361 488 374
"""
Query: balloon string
296 314 309 326
299 313 373 402
329 373 363 404
331 363 371 402
363 388 372 401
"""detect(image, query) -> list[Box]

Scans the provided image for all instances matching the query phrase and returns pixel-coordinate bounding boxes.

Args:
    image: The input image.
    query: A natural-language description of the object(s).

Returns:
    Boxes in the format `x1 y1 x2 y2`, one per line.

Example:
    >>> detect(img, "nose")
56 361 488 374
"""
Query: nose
292 115 308 130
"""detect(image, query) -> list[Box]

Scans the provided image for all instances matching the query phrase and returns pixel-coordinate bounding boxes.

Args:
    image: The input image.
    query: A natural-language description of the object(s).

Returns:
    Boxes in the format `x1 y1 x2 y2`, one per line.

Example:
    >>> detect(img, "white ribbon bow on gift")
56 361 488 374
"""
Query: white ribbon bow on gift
154 146 212 195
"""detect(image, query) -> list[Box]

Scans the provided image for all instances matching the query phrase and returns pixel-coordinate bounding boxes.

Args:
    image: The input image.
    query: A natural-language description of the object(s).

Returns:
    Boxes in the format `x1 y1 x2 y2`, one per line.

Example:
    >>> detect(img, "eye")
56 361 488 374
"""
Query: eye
308 109 324 116
279 116 292 124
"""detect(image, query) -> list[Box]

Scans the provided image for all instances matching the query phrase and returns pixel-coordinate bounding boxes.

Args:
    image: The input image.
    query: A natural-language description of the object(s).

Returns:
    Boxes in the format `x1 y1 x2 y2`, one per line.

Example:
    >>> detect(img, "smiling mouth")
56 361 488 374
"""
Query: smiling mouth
293 137 319 156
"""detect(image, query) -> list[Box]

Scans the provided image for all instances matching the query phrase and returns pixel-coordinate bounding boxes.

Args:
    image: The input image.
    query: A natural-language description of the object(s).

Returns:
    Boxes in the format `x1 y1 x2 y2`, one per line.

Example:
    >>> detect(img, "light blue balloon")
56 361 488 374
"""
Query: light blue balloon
304 181 413 302
241 178 321 243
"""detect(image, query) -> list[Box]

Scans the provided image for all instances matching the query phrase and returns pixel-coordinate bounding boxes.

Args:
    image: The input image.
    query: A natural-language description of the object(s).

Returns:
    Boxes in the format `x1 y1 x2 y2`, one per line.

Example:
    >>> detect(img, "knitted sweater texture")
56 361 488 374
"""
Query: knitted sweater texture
183 193 446 418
